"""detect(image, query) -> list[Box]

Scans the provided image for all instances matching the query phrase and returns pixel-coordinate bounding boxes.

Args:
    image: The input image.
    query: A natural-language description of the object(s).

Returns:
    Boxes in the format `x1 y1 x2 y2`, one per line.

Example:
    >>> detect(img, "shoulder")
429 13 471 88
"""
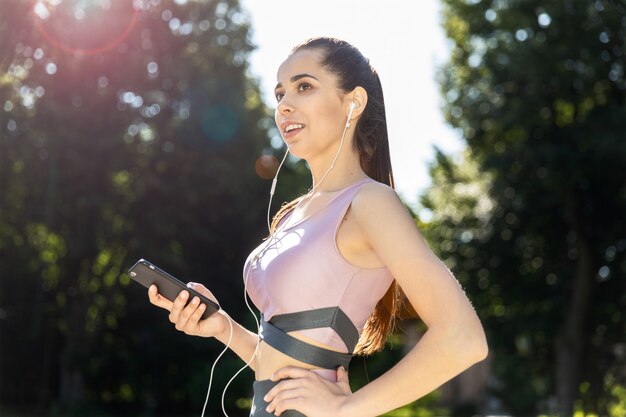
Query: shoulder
352 180 408 216
351 181 415 235
349 180 441 273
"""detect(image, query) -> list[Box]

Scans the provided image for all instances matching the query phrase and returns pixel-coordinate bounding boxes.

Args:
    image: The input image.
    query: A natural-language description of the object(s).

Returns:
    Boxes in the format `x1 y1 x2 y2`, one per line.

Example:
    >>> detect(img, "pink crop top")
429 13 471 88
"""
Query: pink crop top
243 178 394 380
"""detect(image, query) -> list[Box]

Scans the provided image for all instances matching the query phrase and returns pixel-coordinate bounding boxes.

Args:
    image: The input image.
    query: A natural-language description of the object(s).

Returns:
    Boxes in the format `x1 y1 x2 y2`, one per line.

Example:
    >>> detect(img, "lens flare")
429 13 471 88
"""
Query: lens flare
33 0 140 55
200 105 240 143
255 154 279 180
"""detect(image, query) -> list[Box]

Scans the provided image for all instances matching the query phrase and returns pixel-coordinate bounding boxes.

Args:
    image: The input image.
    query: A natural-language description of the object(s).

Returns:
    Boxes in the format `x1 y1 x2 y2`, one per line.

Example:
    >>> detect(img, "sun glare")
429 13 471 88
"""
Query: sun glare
32 0 140 55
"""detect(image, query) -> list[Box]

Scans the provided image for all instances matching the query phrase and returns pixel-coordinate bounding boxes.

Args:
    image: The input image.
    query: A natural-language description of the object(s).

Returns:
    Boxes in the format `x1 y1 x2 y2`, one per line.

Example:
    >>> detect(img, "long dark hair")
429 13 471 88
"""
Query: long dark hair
270 37 402 355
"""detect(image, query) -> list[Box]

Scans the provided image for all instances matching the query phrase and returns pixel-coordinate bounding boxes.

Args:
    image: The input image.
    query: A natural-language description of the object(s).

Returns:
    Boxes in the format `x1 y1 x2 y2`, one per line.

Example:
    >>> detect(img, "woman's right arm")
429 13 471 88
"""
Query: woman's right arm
148 283 260 371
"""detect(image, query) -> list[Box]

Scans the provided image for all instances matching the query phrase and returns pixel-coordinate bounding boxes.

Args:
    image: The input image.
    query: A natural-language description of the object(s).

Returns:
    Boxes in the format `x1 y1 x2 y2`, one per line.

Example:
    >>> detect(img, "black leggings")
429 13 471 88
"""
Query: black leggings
250 379 306 417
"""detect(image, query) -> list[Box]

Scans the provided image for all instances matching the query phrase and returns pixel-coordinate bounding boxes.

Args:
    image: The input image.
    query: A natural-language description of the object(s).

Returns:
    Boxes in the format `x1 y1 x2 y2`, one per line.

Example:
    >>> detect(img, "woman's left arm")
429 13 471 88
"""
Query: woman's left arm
267 183 489 417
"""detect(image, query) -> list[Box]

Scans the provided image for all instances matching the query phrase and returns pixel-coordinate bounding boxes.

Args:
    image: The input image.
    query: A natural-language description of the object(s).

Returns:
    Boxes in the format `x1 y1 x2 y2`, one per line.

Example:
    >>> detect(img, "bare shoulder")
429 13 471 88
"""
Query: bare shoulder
351 181 413 227
350 180 439 267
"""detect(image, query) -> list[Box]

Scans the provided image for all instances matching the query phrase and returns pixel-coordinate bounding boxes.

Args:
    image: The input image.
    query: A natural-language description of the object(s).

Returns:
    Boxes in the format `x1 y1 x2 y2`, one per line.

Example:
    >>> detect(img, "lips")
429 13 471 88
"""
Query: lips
280 120 306 138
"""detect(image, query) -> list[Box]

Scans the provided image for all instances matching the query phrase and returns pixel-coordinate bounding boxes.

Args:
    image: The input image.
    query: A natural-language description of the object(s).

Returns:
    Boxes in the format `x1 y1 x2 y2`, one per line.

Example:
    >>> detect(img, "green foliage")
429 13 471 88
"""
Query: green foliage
380 389 447 417
435 0 626 415
605 377 626 417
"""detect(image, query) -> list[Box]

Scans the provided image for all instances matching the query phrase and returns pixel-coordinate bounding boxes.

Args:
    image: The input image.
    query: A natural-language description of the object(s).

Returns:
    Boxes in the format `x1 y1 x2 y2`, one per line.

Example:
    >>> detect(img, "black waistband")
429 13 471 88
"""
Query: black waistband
259 307 358 370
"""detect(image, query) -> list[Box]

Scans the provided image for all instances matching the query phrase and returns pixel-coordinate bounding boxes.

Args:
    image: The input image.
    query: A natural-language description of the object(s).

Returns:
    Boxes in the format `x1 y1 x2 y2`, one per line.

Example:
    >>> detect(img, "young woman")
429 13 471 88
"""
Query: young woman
148 37 488 417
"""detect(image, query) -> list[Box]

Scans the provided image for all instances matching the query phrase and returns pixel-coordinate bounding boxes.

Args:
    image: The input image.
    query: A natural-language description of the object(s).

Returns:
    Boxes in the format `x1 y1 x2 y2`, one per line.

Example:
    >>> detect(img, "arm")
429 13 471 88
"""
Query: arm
340 183 489 416
148 283 260 371
213 309 261 371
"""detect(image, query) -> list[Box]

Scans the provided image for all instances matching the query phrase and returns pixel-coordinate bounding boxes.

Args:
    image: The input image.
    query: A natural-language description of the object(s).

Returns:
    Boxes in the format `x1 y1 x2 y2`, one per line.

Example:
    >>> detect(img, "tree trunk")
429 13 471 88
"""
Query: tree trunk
60 366 84 405
555 221 595 416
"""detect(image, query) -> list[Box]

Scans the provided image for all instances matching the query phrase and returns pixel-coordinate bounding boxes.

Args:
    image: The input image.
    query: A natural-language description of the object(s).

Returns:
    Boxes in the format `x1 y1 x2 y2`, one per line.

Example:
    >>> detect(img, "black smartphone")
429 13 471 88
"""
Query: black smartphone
127 258 220 320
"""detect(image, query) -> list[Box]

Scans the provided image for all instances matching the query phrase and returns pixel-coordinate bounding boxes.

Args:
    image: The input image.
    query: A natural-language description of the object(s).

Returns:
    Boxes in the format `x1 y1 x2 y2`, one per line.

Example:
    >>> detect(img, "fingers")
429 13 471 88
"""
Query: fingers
271 366 317 382
187 282 219 305
264 378 304 402
175 296 203 332
264 378 308 415
336 366 352 393
336 366 349 383
265 367 351 415
148 285 173 311
186 299 207 327
150 284 213 337
265 368 318 414
168 289 190 324
273 398 304 416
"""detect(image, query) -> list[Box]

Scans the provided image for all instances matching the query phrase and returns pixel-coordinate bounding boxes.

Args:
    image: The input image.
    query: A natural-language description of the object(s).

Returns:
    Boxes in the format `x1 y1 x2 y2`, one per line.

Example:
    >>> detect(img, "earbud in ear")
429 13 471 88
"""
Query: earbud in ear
346 101 357 128
348 101 356 117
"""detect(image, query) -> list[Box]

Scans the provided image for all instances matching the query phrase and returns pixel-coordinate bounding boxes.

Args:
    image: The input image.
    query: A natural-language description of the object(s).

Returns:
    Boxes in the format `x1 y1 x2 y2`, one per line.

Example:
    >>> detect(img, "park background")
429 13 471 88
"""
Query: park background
1 0 625 416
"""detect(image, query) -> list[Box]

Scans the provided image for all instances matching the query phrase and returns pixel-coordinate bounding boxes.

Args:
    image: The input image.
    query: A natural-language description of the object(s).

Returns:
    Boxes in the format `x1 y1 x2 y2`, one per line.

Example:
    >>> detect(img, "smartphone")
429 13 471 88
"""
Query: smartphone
128 258 220 320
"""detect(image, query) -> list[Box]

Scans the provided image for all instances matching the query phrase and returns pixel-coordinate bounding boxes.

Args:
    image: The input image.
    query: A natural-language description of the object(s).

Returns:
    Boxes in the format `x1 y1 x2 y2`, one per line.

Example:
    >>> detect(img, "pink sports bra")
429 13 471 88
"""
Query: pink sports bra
243 178 394 381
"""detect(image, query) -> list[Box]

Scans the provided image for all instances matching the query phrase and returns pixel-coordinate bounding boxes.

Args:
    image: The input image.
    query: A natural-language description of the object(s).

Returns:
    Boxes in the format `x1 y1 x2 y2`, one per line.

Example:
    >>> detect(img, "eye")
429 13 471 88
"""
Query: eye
297 82 312 92
274 82 313 102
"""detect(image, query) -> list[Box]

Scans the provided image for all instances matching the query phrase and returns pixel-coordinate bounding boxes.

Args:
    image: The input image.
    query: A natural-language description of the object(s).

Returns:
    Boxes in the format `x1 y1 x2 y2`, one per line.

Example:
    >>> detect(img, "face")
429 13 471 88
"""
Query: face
274 49 350 160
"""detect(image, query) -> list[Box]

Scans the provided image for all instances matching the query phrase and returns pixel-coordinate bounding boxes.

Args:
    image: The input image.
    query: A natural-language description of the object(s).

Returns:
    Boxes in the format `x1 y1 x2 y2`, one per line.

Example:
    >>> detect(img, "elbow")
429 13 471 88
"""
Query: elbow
466 327 489 363
443 324 489 364
472 335 489 363
460 314 489 363
428 319 489 365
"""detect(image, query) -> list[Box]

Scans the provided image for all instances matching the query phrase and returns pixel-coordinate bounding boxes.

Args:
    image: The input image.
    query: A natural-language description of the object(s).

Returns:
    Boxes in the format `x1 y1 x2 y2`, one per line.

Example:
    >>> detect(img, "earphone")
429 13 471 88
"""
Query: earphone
268 100 356 229
199 99 357 417
347 100 356 127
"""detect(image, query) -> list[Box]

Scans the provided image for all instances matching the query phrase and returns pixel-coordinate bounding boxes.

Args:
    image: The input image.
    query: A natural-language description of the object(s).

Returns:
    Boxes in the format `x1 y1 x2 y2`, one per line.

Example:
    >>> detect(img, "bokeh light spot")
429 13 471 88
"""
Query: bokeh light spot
33 48 45 60
200 105 239 142
169 18 180 31
199 19 211 31
599 32 610 44
255 154 279 179
161 9 173 21
597 265 611 281
537 13 551 28
97 76 108 88
147 61 158 74
45 62 57 74
515 29 529 42
485 9 496 22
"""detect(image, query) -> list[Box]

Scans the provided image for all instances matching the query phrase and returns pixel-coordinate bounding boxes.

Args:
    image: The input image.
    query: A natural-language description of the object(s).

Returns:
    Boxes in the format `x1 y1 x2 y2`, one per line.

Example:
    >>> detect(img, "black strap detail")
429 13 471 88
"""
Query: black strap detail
260 318 353 369
269 307 360 352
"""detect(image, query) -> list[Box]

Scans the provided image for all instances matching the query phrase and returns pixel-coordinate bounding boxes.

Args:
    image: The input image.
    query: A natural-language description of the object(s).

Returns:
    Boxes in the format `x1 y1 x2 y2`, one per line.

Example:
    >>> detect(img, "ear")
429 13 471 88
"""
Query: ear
347 86 368 121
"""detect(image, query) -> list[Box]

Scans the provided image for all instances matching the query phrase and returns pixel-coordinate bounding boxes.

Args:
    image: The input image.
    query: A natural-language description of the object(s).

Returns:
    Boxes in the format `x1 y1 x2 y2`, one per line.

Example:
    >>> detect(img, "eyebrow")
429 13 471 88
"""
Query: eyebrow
274 73 319 91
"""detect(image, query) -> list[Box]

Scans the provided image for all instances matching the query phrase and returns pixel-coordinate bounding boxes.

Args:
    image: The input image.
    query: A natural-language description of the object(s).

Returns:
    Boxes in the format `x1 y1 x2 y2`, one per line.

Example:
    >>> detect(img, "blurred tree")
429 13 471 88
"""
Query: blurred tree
0 0 305 415
437 0 626 415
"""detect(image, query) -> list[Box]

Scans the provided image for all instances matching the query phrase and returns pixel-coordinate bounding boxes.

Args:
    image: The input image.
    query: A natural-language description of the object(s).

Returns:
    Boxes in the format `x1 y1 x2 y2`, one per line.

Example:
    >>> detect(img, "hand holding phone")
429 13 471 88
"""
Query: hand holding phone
128 259 221 320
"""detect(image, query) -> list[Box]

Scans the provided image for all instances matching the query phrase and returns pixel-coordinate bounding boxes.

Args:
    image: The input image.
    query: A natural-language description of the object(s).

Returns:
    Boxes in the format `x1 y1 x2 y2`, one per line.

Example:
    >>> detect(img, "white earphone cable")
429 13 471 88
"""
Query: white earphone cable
200 312 232 417
300 101 355 199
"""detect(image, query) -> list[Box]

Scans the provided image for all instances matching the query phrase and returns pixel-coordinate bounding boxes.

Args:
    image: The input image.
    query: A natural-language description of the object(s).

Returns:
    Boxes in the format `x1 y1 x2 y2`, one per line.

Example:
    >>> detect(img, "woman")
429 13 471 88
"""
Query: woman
148 37 488 417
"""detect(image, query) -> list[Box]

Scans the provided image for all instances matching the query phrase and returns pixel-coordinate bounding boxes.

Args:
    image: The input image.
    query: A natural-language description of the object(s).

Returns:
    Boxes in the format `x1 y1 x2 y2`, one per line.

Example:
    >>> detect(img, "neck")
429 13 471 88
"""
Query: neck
306 144 368 193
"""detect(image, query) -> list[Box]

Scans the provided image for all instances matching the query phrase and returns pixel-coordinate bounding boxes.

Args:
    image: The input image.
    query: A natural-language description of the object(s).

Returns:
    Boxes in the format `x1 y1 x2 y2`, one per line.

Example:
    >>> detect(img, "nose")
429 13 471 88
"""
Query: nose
276 97 293 116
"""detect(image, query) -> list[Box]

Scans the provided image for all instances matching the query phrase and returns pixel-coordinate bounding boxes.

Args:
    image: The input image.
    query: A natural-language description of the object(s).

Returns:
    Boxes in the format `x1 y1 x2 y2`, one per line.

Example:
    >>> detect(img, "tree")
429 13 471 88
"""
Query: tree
438 0 626 415
0 0 303 415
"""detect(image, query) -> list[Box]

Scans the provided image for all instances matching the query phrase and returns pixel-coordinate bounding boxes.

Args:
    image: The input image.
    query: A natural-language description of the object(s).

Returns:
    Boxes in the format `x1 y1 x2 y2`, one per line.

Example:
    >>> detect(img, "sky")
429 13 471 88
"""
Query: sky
238 0 465 217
